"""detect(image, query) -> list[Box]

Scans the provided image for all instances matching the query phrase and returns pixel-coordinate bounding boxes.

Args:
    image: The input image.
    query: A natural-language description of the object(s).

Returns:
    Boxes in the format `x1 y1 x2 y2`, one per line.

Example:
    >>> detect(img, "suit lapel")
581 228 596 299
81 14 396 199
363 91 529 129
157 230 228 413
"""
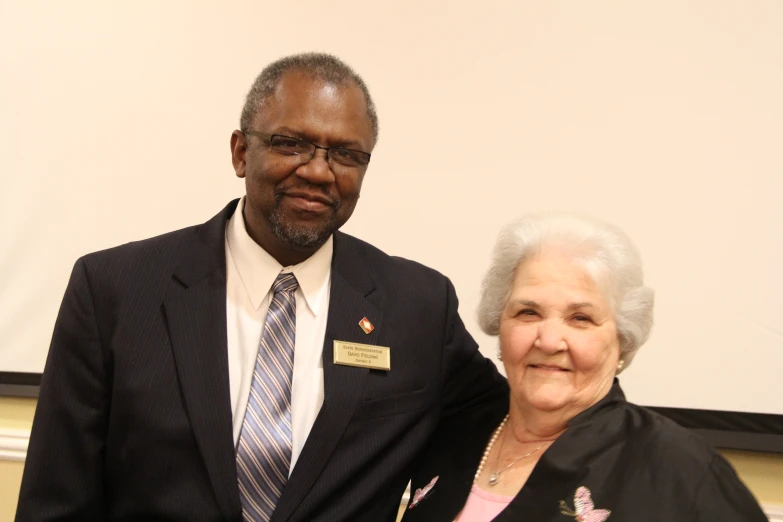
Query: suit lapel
271 232 383 522
408 464 475 521
408 406 507 521
164 200 242 521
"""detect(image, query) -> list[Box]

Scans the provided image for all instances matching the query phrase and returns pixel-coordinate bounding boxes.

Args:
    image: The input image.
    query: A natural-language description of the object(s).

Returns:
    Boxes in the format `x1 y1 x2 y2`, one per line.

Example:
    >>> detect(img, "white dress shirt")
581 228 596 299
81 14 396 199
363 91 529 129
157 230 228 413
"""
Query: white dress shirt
225 197 331 473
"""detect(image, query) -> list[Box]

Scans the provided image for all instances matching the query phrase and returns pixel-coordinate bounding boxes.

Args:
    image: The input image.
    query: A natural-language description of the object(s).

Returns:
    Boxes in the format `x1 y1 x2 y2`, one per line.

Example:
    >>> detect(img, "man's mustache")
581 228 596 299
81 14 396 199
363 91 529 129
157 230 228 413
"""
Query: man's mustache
274 184 340 208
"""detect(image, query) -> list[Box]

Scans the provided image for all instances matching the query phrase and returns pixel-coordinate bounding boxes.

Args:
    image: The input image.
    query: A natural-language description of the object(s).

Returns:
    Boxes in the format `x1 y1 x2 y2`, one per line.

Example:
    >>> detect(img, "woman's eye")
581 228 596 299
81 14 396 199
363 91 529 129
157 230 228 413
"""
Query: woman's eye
573 314 592 322
518 309 538 316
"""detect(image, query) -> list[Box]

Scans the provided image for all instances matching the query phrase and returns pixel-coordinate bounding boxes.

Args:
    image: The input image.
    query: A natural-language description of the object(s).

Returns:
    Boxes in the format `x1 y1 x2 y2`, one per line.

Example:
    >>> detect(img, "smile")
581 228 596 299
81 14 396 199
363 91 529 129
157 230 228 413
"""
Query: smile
529 364 570 372
281 192 336 213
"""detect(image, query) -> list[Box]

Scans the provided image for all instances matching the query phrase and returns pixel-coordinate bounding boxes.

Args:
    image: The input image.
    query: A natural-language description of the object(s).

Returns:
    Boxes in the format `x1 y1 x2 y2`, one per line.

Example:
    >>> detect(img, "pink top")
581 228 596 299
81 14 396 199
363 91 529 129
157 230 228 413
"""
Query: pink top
454 484 514 522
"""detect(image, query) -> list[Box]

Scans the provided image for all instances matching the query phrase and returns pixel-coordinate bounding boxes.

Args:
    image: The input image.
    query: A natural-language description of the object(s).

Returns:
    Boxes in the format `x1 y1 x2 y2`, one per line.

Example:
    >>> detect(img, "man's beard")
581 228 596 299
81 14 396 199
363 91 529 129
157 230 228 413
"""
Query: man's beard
268 202 340 249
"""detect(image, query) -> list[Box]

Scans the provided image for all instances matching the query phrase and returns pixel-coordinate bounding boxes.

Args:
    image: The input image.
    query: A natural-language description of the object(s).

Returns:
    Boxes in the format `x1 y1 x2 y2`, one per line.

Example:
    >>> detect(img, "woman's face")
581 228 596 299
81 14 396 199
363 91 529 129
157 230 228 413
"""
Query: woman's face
499 250 620 418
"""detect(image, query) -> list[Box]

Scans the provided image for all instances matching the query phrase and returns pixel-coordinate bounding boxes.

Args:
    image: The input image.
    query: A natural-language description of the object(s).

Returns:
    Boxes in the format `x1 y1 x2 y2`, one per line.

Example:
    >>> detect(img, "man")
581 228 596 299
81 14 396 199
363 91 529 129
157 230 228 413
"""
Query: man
17 53 507 522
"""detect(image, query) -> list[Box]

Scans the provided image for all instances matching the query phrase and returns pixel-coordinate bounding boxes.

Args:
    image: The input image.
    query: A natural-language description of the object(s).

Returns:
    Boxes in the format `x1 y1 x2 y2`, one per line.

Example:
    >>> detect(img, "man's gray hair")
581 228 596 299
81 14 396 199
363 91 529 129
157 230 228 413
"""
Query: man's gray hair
239 52 379 144
477 213 654 372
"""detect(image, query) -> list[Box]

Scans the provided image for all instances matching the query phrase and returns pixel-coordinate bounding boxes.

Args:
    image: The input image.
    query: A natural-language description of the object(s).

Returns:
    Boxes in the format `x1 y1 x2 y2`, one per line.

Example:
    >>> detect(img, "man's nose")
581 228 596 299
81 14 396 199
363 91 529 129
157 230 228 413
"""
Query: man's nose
296 148 335 184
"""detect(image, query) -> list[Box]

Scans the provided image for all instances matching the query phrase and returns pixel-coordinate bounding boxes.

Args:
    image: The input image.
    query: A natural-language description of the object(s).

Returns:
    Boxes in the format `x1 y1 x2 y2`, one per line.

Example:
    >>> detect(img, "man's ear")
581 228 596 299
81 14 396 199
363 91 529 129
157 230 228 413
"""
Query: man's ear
230 130 247 178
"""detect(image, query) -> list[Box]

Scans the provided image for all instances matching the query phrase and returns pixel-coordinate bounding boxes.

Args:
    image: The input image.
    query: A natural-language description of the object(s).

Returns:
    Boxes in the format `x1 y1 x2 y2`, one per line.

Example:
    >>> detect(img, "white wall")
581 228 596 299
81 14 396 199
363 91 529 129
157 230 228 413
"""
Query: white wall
1 0 781 414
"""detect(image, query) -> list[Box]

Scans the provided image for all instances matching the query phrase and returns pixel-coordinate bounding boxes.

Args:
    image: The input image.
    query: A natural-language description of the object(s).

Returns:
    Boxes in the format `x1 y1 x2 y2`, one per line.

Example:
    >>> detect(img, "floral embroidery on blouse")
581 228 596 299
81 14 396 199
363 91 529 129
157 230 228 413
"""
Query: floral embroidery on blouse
408 476 439 509
559 486 611 521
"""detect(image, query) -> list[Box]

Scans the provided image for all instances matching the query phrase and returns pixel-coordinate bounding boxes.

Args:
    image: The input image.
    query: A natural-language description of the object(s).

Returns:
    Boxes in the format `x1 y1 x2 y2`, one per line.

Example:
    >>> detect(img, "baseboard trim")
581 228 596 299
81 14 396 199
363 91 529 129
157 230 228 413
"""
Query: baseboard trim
0 428 29 462
764 503 783 521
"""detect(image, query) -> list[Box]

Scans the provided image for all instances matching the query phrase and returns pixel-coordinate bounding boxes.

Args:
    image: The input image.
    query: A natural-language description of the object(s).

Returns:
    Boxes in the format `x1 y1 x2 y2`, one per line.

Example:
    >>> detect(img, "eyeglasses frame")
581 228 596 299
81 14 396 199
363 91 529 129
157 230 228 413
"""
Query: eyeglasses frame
243 130 371 169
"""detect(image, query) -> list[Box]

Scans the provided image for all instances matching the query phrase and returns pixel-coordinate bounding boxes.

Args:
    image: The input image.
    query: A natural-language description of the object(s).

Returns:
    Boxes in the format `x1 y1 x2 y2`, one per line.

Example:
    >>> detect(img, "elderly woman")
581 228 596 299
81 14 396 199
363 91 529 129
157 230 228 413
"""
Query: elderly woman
401 213 766 522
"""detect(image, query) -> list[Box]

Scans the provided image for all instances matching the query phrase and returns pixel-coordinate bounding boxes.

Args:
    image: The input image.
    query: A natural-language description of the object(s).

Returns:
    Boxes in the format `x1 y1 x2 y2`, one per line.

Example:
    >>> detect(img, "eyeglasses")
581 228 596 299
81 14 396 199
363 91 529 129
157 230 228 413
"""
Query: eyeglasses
244 131 371 169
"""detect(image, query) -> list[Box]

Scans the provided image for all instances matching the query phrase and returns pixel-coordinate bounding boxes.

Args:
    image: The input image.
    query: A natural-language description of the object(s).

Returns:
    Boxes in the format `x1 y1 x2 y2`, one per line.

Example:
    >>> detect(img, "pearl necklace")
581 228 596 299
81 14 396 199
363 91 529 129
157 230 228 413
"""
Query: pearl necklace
473 414 550 487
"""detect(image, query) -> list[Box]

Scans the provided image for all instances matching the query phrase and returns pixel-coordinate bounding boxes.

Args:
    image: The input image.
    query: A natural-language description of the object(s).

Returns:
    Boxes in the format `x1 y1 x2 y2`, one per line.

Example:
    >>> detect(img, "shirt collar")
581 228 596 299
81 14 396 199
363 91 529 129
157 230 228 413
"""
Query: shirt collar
226 197 332 314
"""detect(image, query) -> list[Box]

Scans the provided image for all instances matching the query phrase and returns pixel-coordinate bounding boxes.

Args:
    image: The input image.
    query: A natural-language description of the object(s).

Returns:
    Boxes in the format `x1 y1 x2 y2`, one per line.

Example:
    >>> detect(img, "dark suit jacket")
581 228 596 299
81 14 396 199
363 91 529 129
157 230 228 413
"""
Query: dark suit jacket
401 380 767 522
16 199 508 522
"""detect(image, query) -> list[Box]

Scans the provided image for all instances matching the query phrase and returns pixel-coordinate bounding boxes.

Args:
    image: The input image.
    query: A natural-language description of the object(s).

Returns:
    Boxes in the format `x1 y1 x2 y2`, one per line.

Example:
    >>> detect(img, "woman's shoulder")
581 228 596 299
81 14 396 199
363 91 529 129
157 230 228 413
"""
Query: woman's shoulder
588 400 767 520
620 401 719 466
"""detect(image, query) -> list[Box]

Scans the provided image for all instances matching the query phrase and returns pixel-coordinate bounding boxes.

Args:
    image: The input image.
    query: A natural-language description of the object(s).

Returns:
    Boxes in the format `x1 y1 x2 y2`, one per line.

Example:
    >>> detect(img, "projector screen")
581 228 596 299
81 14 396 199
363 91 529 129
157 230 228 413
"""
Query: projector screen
1 1 781 416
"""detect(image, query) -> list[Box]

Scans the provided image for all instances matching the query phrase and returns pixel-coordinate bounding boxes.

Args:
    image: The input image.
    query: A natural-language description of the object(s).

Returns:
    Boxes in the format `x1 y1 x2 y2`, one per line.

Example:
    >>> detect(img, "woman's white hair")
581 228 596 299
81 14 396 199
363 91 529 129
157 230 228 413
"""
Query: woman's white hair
477 213 654 372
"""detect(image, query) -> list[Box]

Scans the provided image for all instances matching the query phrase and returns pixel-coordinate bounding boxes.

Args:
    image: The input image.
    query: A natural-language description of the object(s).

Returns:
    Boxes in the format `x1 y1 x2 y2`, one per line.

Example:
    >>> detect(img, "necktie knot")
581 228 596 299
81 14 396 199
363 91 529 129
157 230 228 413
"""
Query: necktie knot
273 272 299 295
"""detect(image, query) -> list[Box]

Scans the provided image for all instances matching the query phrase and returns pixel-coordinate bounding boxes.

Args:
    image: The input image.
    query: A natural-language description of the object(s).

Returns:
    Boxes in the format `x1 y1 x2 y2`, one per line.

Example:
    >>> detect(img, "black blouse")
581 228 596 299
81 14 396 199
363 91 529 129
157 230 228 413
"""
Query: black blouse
401 380 767 522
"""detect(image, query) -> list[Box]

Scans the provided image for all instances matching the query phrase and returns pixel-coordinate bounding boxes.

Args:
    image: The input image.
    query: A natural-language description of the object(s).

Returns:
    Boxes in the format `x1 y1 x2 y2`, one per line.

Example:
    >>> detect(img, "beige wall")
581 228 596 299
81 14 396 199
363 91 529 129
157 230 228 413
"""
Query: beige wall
0 398 35 522
2 398 782 520
1 460 24 522
721 449 783 506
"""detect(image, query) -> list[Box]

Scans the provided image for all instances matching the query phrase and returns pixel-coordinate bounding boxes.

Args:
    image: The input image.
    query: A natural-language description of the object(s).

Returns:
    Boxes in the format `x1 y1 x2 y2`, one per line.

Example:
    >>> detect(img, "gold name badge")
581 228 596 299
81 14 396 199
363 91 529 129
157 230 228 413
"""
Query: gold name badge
333 341 390 371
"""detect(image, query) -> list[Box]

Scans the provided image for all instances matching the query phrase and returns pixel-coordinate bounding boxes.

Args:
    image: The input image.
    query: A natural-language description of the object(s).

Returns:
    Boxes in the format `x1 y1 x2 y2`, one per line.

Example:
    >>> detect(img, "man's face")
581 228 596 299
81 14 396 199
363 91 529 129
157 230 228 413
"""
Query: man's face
231 70 374 260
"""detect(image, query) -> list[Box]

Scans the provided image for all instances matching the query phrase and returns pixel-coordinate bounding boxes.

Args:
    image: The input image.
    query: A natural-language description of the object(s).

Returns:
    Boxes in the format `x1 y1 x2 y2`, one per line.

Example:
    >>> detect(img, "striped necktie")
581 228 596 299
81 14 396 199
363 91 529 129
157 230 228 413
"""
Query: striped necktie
236 272 298 521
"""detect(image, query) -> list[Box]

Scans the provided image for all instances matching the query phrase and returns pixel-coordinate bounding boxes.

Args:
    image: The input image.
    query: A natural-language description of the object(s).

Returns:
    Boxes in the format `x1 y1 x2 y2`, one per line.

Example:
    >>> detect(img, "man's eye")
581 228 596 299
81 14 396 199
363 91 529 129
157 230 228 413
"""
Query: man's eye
332 148 353 158
271 137 310 153
275 139 302 149
331 148 361 164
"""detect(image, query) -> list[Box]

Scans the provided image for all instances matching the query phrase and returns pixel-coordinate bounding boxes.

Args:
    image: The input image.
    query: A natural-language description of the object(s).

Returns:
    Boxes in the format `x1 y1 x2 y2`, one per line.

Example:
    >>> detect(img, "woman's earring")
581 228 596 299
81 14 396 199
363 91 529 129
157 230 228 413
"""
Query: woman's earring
497 348 503 361
617 359 625 372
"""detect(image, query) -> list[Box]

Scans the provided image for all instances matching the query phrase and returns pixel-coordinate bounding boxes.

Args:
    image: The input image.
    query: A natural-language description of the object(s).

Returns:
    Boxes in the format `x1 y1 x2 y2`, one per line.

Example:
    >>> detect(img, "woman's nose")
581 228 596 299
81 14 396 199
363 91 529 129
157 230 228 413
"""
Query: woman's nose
535 319 568 353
